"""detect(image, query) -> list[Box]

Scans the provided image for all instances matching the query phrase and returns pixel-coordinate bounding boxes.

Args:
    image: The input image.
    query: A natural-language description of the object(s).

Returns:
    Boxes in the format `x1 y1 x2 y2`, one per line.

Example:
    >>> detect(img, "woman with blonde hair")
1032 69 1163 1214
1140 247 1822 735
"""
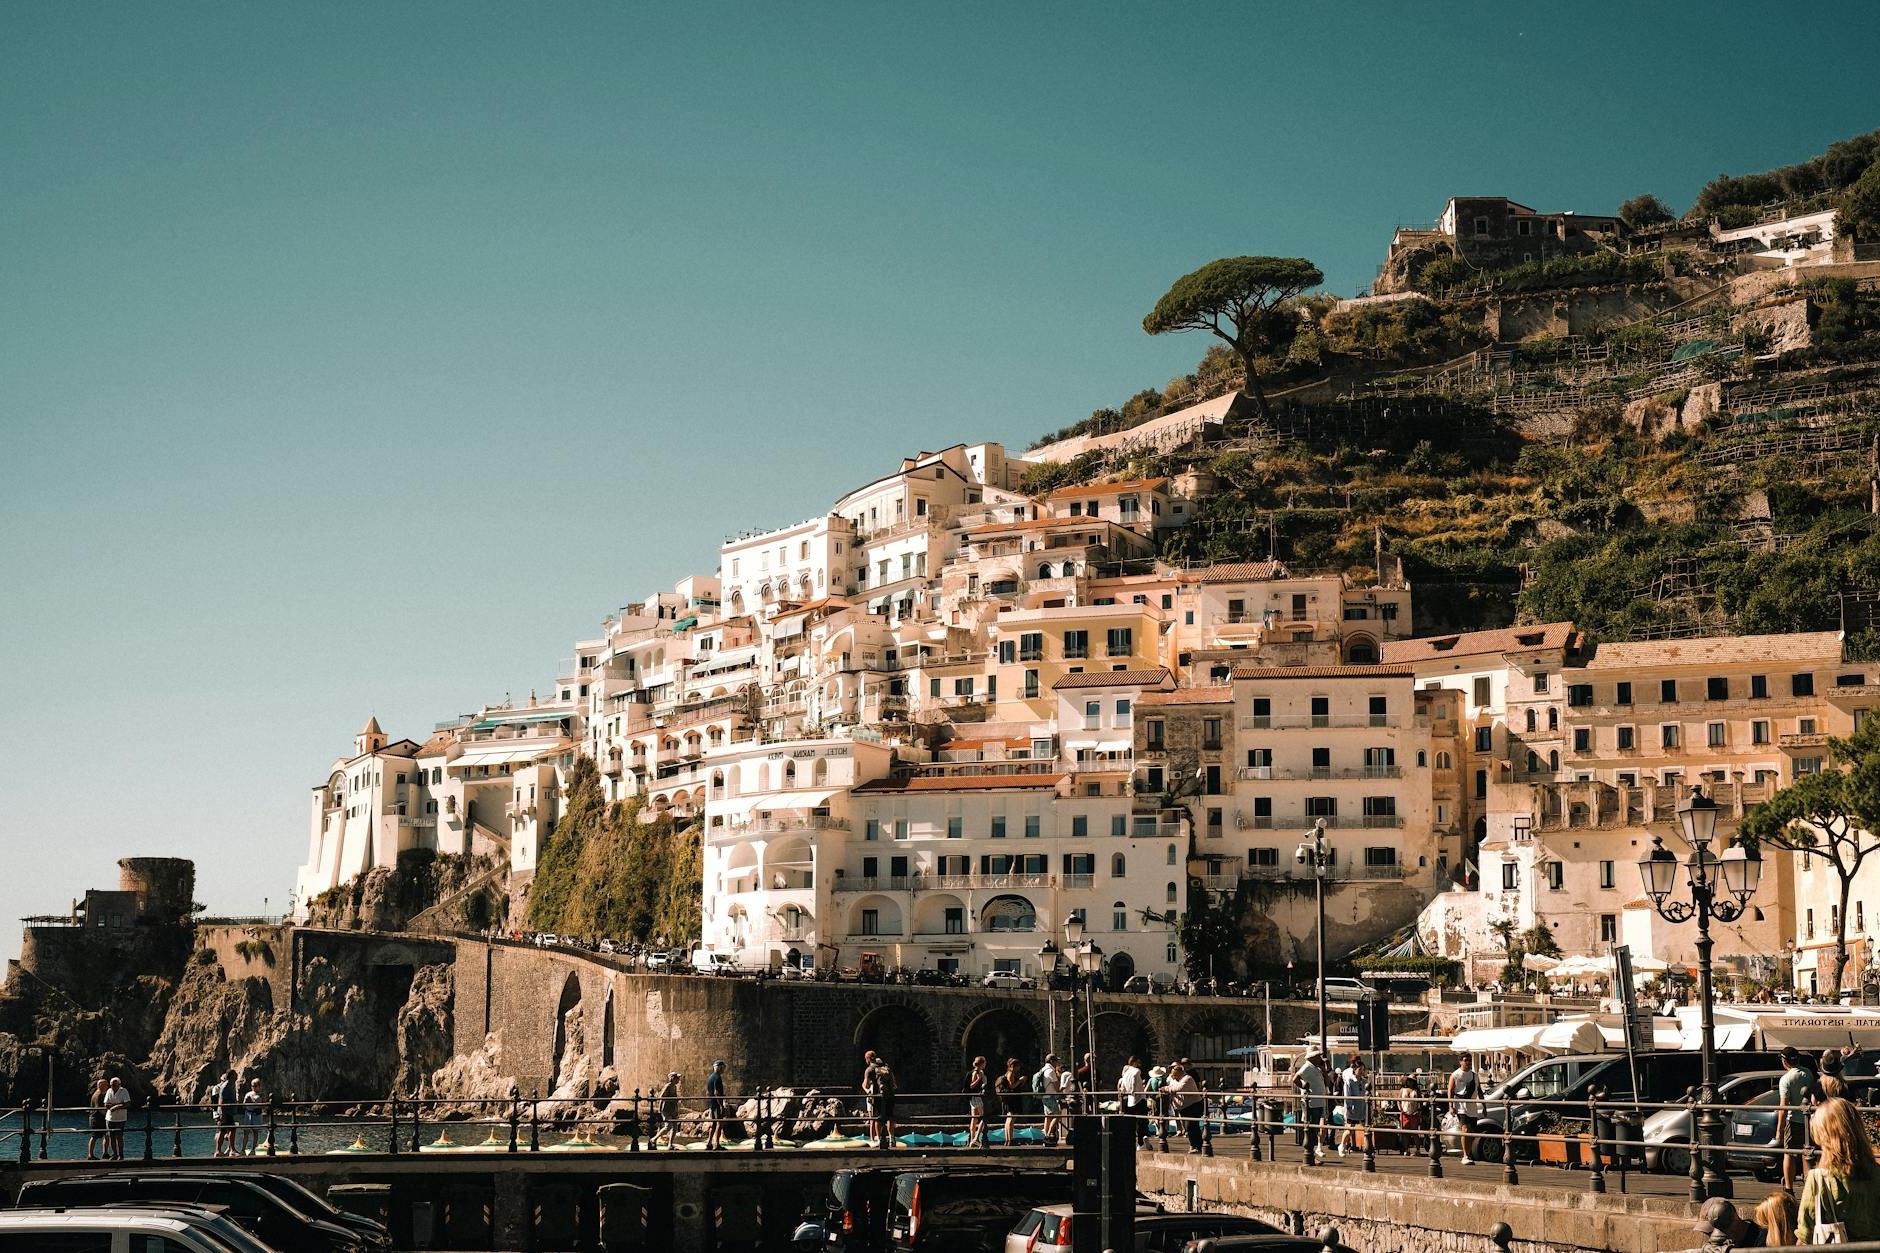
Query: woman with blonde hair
1757 1188 1797 1247
1798 1097 1880 1243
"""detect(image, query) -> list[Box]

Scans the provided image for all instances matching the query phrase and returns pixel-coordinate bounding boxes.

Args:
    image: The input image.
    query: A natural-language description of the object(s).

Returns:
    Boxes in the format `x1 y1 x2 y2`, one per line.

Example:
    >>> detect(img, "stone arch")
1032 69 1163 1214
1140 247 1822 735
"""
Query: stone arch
1090 1007 1157 1079
549 970 583 1092
1104 950 1136 992
1344 634 1379 665
854 1001 939 1096
1177 1009 1263 1089
600 982 615 1069
960 1004 1044 1074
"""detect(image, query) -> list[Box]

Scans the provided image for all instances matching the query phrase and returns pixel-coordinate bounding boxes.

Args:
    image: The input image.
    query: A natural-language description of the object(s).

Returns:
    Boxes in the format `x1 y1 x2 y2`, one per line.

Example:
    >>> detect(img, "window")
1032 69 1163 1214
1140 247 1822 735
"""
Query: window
1533 673 1549 694
1661 724 1680 749
1599 915 1617 943
1019 632 1043 662
1063 629 1089 659
1311 697 1330 728
1616 681 1633 705
1800 718 1818 734
1474 727 1493 752
1202 717 1222 749
1106 627 1134 657
1862 902 1867 934
1167 844 1177 864
1166 881 1179 903
1115 698 1131 722
1573 728 1591 752
1808 908 1816 939
1205 807 1222 835
1112 902 1129 931
1023 669 1040 699
1617 725 1635 751
1025 815 1041 838
1306 796 1337 818
1473 676 1492 706
865 818 880 841
860 909 880 936
1111 814 1126 837
1658 678 1677 703
1752 720 1770 745
1204 765 1222 794
1793 673 1815 697
1750 674 1769 699
998 640 1015 664
1250 847 1278 866
944 906 964 935
1568 684 1593 707
1364 846 1397 867
1502 863 1519 889
1547 861 1563 890
1312 746 1332 773
1525 709 1537 733
1084 700 1101 730
1072 815 1088 837
990 816 1006 839
1707 722 1726 748
1707 677 1729 701
1797 757 1825 776
894 819 909 841
1144 718 1165 750
1111 853 1126 877
1249 698 1271 729
947 816 963 839
1369 696 1388 726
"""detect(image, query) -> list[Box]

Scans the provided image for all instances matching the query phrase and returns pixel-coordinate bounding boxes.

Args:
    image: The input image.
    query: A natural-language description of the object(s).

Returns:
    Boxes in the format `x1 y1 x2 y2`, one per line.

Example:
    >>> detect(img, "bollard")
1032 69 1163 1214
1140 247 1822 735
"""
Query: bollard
751 1086 763 1152
1249 1097 1263 1161
38 1098 49 1161
508 1091 521 1154
410 1094 422 1154
1267 1099 1281 1164
1427 1094 1443 1179
529 1091 541 1152
16 1103 28 1165
1318 1225 1342 1253
144 1096 157 1162
1361 1090 1376 1174
1588 1090 1606 1194
1490 1221 1514 1253
288 1096 299 1157
627 1089 640 1152
1685 1086 1703 1204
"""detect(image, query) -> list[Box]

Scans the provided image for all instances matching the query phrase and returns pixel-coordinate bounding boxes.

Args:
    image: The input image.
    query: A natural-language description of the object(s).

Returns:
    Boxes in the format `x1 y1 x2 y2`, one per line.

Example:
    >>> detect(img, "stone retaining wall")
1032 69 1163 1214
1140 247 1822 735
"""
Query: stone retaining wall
1136 1153 1697 1253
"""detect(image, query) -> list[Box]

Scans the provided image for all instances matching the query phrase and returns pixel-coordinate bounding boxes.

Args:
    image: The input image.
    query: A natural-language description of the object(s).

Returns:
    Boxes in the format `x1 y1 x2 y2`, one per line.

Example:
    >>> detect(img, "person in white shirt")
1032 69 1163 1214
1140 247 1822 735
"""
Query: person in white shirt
1163 1062 1205 1153
1035 1055 1063 1145
101 1077 132 1161
1118 1056 1145 1144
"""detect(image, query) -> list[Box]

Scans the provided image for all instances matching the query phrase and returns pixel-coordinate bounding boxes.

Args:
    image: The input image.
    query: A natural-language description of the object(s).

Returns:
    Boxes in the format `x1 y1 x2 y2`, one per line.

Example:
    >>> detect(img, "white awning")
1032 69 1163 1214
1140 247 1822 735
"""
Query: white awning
1450 1024 1545 1054
734 788 844 814
453 745 554 770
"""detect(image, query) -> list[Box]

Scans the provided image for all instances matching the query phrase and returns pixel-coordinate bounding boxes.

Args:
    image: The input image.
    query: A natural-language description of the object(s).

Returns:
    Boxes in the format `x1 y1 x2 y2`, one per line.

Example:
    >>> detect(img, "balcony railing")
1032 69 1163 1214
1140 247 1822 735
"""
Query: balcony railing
1242 863 1405 883
833 872 1055 893
1240 715 1397 730
1262 814 1403 830
1070 759 1132 773
1062 874 1094 889
902 760 1057 778
1235 766 1402 781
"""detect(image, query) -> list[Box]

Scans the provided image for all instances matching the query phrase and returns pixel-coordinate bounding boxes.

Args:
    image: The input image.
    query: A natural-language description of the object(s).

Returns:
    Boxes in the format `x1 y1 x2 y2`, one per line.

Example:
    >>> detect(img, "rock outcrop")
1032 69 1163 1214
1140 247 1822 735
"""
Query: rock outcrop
303 850 493 933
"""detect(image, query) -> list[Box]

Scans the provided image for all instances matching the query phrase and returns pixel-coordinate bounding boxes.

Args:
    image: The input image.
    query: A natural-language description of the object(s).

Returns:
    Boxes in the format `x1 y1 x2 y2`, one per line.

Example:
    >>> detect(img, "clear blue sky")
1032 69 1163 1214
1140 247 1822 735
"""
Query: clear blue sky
3 2 1876 957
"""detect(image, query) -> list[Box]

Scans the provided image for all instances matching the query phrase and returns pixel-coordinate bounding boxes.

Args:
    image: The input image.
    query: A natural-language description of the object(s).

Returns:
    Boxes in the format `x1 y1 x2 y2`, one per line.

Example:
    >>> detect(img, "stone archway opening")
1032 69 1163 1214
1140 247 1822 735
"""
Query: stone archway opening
600 985 615 1070
853 1003 936 1096
961 1007 1042 1075
549 971 583 1092
1181 1011 1262 1092
1105 951 1136 992
1090 1010 1157 1081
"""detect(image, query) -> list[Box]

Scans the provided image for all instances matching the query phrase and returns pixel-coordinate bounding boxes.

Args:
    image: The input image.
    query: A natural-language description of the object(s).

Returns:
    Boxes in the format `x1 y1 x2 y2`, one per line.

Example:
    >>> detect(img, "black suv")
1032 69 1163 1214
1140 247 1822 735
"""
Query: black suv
16 1172 380 1253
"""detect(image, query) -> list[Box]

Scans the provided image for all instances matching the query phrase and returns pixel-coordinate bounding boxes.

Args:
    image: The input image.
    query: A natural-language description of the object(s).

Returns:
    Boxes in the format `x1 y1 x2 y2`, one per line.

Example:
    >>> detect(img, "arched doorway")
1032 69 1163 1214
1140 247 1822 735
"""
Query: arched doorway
549 971 583 1091
1090 1010 1158 1080
961 1006 1043 1073
854 1004 937 1096
1105 951 1136 992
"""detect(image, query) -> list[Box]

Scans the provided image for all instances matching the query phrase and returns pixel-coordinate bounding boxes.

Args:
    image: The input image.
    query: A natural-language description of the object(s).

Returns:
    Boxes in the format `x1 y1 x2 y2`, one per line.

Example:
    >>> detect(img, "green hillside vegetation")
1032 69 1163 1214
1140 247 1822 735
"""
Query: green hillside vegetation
528 756 702 943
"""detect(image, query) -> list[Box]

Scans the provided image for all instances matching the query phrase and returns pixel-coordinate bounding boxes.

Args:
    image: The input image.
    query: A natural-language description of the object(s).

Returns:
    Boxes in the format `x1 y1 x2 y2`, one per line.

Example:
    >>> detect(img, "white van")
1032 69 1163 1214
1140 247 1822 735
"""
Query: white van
690 950 740 976
0 1207 271 1252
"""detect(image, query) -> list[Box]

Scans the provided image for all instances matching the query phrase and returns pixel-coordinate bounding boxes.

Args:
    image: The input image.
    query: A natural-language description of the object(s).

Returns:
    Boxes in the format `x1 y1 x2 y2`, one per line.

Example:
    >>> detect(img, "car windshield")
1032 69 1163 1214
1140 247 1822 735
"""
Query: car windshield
1513 1063 1574 1100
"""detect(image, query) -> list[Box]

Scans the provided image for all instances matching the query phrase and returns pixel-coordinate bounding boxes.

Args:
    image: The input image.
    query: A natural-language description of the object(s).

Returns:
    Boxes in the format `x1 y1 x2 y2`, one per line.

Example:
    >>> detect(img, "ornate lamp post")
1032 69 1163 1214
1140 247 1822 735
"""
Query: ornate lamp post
1637 786 1762 1201
1294 819 1332 1054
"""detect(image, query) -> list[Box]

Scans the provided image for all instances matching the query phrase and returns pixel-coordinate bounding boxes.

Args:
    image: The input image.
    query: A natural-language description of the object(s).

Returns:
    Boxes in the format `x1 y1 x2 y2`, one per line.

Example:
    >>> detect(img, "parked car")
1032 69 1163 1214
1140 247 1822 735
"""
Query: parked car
16 1173 377 1253
534 933 561 948
1006 1202 1280 1253
598 938 619 954
123 1171 393 1248
1639 1071 1782 1173
691 950 741 976
645 949 677 971
981 971 1033 991
1321 978 1369 1002
1726 1075 1880 1177
889 1168 1073 1252
1475 1049 1784 1165
0 1206 274 1253
1123 974 1177 995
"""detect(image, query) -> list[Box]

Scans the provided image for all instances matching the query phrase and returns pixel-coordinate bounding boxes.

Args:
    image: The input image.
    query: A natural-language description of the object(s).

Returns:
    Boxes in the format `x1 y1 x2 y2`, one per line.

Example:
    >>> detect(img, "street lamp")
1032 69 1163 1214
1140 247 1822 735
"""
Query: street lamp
1295 818 1332 1056
1637 785 1762 1202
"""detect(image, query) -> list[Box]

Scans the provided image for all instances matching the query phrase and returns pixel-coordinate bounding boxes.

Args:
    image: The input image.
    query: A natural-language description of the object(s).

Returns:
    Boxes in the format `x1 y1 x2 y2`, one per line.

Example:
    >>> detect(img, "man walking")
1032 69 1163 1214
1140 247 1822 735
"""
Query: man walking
1294 1050 1330 1165
1034 1054 1063 1145
208 1070 239 1157
704 1060 728 1149
101 1076 132 1161
1776 1045 1820 1191
1337 1058 1368 1158
1118 1055 1145 1145
655 1071 683 1149
1446 1054 1484 1166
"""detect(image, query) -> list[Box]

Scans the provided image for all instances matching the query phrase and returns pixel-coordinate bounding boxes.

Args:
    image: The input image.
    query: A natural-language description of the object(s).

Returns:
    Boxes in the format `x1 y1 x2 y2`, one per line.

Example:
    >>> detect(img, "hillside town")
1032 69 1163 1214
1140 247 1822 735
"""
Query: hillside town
290 418 1880 1000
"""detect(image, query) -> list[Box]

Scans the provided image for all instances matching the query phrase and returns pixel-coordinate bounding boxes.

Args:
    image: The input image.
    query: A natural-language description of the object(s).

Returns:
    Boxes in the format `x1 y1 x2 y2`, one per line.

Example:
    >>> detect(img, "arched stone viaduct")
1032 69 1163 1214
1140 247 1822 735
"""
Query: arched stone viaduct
447 938 1424 1097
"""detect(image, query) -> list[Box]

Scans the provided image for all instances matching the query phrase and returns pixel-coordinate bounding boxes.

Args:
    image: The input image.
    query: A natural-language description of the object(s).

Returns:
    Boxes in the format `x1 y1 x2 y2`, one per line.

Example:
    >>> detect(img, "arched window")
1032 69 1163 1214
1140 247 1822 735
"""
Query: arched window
1166 845 1177 865
812 757 830 785
1547 708 1559 731
1417 750 1428 767
1037 562 1053 579
1526 751 1541 773
783 760 798 788
710 770 725 797
1111 853 1127 878
1435 751 1453 769
1113 901 1129 931
1524 709 1537 733
1347 638 1379 665
1165 881 1178 903
1549 750 1560 772
1061 559 1076 577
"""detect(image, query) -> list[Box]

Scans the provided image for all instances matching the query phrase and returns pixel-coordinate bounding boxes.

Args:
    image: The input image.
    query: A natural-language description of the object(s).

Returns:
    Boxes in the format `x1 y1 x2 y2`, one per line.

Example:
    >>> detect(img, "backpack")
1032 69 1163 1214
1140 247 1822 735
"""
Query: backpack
1032 1068 1050 1094
872 1064 895 1096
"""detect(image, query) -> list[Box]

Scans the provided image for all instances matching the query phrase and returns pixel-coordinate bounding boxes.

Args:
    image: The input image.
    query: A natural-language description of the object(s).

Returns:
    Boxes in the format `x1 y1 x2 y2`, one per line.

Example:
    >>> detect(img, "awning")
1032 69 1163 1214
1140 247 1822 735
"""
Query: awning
1450 1024 1545 1055
471 709 571 730
735 788 844 814
453 745 554 770
671 616 698 634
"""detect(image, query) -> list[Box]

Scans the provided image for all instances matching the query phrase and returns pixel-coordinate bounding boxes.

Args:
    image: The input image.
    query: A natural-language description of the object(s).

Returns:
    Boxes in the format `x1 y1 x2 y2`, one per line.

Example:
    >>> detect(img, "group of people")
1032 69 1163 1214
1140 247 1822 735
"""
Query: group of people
1288 1049 1491 1165
1683 1093 1879 1249
82 1077 133 1160
204 1070 269 1156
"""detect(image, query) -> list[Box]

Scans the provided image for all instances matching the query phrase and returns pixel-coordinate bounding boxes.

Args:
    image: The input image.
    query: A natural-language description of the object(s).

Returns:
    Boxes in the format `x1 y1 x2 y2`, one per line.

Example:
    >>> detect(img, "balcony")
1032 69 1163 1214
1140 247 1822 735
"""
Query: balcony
1242 862 1406 883
1267 814 1403 830
1069 758 1132 773
1061 874 1095 889
398 813 437 830
1235 766 1402 781
1240 715 1398 730
833 872 1055 893
709 816 850 844
902 759 1058 779
1780 732 1830 749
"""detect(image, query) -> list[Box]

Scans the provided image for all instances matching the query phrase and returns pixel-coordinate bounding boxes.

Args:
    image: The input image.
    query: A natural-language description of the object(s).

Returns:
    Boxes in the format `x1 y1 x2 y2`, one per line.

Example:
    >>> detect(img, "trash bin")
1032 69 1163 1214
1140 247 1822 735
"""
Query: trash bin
1601 1110 1643 1171
599 1182 653 1252
326 1183 392 1228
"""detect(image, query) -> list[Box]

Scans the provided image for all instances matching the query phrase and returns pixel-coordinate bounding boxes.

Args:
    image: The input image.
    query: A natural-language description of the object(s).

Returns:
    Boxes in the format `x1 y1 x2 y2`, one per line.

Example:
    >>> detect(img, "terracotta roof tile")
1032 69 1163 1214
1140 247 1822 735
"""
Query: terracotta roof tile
853 774 1067 794
1578 630 1845 669
1229 664 1416 680
414 731 457 758
1051 668 1172 690
1044 477 1170 501
1381 622 1577 664
1196 561 1291 583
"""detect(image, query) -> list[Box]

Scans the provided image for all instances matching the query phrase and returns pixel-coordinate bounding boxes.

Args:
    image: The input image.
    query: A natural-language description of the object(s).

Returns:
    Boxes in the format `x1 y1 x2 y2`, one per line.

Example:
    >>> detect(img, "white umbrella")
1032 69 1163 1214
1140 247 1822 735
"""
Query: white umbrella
1534 1018 1608 1055
1521 953 1562 972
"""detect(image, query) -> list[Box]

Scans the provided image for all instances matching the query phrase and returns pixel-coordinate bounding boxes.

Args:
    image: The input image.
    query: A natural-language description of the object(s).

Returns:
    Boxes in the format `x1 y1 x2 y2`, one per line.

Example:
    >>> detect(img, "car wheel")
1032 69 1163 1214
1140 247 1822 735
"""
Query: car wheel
1471 1135 1503 1164
1659 1145 1689 1176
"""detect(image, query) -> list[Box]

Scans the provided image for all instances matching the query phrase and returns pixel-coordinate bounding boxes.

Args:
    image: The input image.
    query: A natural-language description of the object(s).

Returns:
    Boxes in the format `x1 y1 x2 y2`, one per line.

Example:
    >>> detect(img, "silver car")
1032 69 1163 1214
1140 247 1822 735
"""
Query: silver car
1639 1070 1781 1174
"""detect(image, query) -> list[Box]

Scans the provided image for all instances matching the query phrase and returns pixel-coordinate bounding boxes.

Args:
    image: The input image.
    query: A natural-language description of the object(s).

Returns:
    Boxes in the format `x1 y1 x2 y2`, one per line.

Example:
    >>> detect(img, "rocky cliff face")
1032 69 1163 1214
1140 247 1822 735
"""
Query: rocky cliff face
304 851 494 933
